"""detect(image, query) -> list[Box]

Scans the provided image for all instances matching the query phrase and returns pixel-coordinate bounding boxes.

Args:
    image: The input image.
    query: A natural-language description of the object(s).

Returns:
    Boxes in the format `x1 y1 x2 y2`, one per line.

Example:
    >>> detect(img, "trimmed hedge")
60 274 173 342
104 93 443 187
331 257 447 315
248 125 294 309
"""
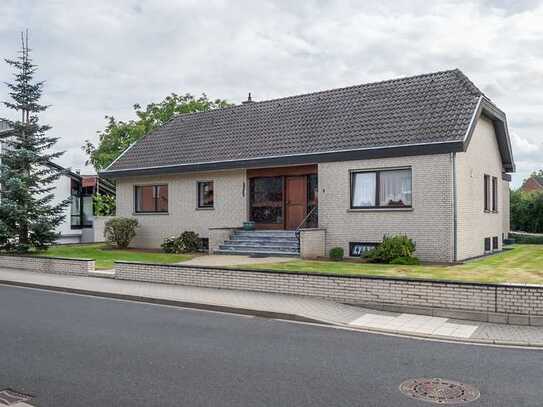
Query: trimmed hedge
509 232 543 244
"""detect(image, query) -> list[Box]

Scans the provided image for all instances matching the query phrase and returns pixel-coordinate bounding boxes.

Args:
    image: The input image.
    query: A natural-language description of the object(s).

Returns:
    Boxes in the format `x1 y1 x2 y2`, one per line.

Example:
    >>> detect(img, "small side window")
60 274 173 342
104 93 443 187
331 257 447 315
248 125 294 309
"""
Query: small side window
197 181 214 209
492 177 498 212
484 175 490 211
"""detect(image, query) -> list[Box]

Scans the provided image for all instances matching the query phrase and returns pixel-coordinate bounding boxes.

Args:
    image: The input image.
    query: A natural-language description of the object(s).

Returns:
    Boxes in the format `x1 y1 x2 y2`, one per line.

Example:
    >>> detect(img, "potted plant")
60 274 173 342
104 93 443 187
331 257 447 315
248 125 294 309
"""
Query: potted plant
243 221 256 231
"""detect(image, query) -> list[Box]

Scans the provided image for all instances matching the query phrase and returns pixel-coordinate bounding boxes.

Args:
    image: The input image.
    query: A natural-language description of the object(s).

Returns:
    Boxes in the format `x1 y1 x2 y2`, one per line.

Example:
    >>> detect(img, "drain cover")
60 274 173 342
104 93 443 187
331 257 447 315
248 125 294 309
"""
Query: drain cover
399 378 480 404
0 389 33 406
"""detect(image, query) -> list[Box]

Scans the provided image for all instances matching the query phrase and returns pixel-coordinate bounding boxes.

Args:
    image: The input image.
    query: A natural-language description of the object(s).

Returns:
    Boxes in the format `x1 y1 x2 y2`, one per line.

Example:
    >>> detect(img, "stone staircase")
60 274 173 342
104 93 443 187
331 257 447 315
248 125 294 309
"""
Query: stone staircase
215 230 300 257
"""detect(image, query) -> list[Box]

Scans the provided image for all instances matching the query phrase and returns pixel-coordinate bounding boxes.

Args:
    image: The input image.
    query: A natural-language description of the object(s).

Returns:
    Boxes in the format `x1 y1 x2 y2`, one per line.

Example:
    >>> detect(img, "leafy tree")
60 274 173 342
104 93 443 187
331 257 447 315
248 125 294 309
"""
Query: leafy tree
84 93 232 171
0 33 69 252
93 193 116 216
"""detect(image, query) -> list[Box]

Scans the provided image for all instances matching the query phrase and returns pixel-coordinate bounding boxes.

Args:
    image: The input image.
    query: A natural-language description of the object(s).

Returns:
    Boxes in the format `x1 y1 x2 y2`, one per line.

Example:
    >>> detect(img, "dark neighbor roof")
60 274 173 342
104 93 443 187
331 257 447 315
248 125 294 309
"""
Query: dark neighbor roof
102 69 515 177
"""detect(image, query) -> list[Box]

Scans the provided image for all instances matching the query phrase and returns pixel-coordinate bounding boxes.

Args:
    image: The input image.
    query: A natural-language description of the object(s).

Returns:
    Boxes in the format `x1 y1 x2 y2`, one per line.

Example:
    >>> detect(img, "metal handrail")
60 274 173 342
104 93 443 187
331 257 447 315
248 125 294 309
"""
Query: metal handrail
295 206 317 232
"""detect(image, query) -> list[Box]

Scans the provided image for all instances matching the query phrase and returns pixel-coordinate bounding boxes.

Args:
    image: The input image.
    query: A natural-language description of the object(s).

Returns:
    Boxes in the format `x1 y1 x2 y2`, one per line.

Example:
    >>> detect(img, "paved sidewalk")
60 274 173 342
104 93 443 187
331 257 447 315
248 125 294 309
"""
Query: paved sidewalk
180 254 297 267
1 267 543 347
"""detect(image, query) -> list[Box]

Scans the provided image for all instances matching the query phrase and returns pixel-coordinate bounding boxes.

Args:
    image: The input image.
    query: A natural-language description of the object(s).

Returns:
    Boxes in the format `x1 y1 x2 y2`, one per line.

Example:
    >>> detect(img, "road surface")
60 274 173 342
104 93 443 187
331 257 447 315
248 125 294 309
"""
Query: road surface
0 284 541 406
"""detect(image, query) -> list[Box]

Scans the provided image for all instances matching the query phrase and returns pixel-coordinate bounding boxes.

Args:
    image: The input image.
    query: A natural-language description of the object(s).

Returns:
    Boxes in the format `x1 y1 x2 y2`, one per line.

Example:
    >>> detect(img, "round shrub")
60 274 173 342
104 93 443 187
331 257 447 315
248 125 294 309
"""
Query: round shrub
329 247 344 261
389 256 421 265
161 231 201 253
366 235 416 264
104 217 138 249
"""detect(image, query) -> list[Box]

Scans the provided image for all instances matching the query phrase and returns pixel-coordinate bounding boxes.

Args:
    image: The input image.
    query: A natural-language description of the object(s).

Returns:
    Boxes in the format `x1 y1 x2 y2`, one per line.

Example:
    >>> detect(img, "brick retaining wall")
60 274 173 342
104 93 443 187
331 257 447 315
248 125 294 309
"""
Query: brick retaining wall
115 261 543 326
0 255 94 276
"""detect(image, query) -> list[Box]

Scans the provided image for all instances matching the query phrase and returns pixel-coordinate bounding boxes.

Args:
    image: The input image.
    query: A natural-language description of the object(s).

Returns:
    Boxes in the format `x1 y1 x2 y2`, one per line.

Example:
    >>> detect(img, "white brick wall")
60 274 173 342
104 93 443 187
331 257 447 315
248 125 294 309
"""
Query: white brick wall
0 255 94 275
456 116 508 260
115 262 543 323
115 170 248 248
318 154 455 262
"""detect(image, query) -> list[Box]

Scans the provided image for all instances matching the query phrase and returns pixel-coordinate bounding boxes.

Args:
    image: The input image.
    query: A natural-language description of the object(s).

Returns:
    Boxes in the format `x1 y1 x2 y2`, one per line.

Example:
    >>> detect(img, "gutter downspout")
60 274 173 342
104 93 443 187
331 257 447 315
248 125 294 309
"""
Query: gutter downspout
452 152 458 262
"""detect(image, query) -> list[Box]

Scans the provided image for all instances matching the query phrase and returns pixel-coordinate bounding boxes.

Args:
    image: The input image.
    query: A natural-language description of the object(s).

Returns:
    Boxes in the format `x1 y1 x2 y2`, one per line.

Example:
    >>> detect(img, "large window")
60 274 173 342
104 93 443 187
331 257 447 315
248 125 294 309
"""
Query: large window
197 181 214 208
351 168 412 209
135 185 168 213
70 178 92 229
250 177 283 224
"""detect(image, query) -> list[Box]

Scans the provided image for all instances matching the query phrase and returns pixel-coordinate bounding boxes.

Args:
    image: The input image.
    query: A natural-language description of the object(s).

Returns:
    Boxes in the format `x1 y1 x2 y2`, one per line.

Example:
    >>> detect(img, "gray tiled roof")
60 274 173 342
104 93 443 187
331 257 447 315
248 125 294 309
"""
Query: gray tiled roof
105 69 484 173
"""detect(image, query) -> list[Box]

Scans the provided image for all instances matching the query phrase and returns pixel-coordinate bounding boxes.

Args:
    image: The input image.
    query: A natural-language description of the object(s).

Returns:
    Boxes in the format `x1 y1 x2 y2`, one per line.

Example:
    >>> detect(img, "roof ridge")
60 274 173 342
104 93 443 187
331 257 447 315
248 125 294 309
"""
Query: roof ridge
451 68 484 97
167 68 465 123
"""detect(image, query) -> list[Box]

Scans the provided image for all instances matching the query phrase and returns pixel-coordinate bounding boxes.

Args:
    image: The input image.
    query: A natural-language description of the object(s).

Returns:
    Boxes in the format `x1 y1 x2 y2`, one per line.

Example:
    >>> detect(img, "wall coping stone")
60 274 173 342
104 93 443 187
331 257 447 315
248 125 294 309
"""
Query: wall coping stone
113 260 543 290
0 253 94 262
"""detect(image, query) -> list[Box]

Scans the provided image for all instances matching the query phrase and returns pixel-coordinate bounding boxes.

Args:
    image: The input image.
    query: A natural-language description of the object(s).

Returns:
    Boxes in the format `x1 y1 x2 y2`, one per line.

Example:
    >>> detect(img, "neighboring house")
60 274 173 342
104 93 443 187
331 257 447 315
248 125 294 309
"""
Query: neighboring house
47 162 115 243
520 176 543 193
101 69 515 263
0 121 115 244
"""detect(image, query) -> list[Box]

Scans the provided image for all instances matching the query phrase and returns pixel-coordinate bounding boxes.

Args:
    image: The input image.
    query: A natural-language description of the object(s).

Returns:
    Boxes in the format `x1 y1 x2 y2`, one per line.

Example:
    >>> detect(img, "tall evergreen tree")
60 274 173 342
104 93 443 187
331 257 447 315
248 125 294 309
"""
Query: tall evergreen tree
0 32 68 252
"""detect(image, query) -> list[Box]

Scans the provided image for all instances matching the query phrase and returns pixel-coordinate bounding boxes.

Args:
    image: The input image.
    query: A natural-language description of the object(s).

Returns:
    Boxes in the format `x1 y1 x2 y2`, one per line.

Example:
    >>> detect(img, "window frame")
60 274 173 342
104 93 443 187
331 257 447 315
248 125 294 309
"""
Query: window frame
134 184 169 214
484 174 491 212
484 237 491 252
491 176 498 213
197 181 214 209
350 167 412 209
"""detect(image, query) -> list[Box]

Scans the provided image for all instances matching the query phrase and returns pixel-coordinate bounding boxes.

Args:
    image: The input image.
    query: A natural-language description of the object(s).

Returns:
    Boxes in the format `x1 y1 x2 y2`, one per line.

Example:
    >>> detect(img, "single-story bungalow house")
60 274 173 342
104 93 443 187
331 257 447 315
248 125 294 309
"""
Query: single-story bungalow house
101 69 515 263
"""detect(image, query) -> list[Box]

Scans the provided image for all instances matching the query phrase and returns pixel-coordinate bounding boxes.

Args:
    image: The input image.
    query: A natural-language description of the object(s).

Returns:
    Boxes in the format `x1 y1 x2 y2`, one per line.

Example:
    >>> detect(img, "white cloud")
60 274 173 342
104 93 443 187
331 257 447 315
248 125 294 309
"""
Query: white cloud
0 0 541 187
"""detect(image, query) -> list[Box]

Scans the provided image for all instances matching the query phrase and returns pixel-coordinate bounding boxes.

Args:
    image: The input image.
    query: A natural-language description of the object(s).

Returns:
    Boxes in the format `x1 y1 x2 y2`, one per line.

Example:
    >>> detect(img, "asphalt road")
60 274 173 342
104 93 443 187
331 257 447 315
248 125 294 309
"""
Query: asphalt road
0 284 541 407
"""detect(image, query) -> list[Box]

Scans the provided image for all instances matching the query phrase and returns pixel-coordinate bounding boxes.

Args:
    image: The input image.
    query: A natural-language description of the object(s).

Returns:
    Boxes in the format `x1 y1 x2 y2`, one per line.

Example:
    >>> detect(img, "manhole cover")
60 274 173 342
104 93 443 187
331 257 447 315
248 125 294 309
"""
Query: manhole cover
399 378 480 404
0 389 33 406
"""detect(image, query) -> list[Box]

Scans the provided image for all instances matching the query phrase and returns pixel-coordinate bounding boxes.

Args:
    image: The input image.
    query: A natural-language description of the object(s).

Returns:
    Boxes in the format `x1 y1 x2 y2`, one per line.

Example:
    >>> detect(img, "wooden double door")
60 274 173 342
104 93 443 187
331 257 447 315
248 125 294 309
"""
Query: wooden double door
248 165 317 230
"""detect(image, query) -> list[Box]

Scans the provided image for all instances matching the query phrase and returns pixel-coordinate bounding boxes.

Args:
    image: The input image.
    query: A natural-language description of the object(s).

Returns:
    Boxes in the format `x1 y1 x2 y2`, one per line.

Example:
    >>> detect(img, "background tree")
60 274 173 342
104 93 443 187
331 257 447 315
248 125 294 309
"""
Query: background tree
0 32 69 252
511 174 543 233
84 93 232 171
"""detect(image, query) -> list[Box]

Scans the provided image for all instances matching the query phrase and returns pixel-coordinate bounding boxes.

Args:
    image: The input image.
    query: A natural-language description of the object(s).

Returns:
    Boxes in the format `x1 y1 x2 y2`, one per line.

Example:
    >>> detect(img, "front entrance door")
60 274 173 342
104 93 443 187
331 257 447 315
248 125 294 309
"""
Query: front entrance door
285 176 307 230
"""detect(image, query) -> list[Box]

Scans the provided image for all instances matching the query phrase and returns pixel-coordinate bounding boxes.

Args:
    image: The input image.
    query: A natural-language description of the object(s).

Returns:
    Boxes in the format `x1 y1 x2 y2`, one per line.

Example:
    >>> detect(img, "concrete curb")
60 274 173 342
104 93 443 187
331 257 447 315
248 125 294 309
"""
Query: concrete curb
1 278 542 349
0 279 327 325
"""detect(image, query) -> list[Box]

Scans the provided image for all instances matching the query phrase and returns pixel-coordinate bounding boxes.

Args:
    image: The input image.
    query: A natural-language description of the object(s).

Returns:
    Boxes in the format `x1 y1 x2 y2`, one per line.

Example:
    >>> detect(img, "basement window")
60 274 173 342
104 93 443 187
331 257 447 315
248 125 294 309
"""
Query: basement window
484 237 491 253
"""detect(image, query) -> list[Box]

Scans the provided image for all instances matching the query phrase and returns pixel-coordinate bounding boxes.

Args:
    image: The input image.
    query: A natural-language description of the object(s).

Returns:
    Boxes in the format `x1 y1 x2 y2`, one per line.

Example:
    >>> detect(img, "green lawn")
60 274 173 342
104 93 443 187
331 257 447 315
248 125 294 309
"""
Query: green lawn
241 244 543 285
41 244 193 270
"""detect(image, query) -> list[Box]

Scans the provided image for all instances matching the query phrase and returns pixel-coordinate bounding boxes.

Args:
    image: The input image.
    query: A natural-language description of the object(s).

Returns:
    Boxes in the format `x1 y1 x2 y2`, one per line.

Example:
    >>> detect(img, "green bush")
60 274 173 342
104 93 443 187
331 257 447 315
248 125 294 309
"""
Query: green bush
93 194 116 216
104 217 138 249
366 235 416 264
389 256 421 265
329 247 344 261
161 231 201 253
508 232 543 244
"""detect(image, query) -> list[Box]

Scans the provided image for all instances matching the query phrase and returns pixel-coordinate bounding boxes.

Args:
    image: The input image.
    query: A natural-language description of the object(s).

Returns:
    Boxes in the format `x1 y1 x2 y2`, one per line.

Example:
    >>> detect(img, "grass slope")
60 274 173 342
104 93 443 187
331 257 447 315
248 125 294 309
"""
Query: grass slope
242 244 543 285
43 244 193 270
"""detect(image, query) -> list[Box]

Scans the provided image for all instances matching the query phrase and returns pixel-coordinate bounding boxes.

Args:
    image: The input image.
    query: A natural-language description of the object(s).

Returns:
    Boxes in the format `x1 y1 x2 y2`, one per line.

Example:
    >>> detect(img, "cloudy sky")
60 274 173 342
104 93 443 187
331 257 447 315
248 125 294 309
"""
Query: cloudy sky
0 0 542 186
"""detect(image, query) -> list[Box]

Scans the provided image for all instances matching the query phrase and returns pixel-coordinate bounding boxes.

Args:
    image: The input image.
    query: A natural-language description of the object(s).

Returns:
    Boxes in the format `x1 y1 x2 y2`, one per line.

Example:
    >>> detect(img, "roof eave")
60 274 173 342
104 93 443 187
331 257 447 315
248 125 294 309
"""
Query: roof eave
463 97 515 173
100 141 464 178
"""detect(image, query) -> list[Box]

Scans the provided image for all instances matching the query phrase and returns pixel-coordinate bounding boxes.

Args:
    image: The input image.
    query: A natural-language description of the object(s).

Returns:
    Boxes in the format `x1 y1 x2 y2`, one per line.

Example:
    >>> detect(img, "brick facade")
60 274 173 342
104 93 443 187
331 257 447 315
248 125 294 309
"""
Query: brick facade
318 154 455 262
0 255 94 276
456 116 508 260
115 170 247 248
115 262 543 325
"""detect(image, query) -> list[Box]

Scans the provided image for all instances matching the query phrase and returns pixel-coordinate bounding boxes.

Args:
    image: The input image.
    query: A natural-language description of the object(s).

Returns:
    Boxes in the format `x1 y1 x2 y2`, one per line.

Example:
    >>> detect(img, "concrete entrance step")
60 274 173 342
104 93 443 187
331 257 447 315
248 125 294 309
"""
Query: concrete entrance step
214 249 299 258
218 244 299 253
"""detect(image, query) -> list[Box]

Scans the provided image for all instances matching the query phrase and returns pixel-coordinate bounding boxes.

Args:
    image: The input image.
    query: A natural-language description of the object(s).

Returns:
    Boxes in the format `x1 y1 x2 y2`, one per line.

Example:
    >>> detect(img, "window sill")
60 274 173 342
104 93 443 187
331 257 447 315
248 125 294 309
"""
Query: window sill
196 207 215 211
132 212 169 216
347 207 413 213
